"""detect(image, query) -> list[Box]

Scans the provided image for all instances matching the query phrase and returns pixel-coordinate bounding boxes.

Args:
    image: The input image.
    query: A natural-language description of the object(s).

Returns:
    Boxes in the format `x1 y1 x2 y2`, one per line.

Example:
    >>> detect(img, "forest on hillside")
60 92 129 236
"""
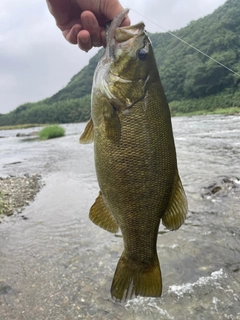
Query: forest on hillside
0 0 240 126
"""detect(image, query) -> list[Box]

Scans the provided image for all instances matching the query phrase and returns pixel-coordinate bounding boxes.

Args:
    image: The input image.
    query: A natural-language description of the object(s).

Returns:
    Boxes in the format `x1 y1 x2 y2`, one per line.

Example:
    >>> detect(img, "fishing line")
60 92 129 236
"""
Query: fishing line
129 8 240 77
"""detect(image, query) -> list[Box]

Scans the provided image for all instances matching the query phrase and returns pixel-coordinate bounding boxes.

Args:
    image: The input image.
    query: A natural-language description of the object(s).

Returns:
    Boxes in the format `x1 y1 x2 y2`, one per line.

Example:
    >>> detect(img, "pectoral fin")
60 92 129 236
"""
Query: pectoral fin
162 173 188 230
89 192 119 233
103 104 121 142
79 118 94 144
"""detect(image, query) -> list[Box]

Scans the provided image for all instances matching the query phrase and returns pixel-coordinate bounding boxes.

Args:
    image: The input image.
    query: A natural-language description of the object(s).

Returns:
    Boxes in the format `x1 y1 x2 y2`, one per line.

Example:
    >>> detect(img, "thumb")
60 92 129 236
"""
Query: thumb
100 1 130 26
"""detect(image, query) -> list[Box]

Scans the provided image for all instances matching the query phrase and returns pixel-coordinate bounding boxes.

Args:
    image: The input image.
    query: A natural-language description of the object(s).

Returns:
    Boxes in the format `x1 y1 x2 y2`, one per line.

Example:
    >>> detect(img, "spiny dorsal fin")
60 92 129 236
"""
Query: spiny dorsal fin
79 118 94 144
162 172 188 230
89 192 119 233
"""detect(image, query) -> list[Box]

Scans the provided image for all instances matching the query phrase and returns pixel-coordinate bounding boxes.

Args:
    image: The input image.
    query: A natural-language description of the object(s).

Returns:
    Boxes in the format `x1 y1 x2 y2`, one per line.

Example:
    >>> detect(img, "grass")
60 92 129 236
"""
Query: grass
39 125 65 140
172 107 240 117
210 107 240 115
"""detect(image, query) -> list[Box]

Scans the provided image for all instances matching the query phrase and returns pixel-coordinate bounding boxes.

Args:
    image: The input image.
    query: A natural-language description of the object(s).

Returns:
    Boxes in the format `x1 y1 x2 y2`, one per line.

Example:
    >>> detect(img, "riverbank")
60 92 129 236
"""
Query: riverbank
171 106 240 117
0 174 43 221
1 108 240 131
0 124 45 131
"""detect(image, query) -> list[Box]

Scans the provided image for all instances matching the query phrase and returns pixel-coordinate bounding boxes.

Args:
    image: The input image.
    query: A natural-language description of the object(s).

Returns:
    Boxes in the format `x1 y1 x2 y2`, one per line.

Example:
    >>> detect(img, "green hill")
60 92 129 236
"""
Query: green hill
1 0 240 126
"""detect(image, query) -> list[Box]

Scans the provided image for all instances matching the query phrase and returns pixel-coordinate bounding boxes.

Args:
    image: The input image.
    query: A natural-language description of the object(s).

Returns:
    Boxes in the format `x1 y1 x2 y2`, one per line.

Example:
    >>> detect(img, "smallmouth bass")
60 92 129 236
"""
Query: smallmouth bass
80 9 188 302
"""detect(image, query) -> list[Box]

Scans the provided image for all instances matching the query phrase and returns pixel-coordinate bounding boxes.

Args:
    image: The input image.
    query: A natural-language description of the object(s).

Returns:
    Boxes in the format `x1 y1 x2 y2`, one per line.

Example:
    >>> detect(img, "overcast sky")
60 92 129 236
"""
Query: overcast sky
0 0 226 114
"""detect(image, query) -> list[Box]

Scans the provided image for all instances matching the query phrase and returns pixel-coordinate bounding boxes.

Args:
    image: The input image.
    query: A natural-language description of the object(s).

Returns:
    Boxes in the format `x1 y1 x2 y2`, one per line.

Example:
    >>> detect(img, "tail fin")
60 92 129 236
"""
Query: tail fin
111 251 162 302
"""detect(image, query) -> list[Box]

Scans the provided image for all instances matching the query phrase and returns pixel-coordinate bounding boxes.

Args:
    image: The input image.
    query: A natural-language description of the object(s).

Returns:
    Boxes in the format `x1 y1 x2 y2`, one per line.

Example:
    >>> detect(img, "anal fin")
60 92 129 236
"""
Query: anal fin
89 192 118 233
79 118 94 144
162 172 188 230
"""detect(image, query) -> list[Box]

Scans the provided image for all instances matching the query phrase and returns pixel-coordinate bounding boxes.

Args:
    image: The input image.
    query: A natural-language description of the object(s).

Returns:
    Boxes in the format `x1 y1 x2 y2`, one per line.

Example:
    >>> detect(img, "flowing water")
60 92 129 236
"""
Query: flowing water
0 115 240 320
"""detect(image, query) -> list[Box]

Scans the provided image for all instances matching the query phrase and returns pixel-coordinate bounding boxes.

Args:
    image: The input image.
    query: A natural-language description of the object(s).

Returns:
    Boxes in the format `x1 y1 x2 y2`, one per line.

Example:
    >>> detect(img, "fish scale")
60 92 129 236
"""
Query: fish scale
80 9 188 302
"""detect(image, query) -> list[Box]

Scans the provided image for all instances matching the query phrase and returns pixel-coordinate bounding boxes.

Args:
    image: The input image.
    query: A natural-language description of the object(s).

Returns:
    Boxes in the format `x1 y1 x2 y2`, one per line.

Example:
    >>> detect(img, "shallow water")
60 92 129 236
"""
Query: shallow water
0 115 240 319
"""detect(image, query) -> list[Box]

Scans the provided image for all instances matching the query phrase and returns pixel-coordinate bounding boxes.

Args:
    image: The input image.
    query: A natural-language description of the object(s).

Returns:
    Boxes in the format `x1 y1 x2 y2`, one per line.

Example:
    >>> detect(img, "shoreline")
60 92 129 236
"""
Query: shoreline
1 112 240 131
0 174 43 221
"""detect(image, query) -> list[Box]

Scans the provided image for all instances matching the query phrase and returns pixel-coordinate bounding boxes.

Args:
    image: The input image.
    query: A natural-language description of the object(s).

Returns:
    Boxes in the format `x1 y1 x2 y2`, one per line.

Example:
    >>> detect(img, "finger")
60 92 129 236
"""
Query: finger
99 15 130 48
100 29 106 48
47 0 74 26
77 30 92 52
101 1 131 26
63 24 83 44
81 11 102 47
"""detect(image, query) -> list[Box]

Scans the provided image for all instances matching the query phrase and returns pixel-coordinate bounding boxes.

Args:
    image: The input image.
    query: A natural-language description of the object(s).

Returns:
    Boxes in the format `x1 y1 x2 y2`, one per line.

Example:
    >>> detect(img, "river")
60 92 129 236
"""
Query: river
0 115 240 320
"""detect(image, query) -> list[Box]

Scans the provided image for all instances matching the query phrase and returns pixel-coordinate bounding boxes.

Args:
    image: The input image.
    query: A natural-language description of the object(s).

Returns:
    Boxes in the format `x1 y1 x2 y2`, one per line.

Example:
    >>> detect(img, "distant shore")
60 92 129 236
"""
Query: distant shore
0 124 46 131
171 107 240 117
0 174 43 221
1 109 240 131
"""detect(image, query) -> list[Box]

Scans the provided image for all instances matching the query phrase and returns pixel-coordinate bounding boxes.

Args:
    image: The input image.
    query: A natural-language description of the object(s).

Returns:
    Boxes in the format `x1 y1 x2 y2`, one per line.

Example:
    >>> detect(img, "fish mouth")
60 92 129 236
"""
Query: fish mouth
115 23 145 43
106 9 145 46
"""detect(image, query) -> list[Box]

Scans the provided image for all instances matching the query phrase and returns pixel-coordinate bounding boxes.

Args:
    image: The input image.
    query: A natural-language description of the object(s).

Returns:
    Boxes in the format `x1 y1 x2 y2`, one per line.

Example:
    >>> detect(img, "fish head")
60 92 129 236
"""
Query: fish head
110 23 150 81
108 23 155 109
93 10 158 110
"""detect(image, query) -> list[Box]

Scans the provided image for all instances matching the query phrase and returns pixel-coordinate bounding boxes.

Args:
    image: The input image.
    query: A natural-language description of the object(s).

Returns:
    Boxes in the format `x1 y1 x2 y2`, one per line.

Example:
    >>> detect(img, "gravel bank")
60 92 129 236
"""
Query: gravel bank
0 174 43 221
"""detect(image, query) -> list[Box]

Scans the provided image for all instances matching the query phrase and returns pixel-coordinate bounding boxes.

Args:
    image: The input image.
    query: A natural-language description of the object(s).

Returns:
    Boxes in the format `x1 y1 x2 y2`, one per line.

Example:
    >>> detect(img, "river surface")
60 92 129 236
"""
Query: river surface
0 115 240 320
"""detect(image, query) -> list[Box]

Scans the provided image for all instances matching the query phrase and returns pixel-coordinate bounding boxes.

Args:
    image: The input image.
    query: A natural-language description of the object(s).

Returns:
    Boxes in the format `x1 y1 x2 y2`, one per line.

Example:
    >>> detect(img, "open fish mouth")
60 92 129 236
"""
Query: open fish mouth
106 9 145 47
114 23 145 43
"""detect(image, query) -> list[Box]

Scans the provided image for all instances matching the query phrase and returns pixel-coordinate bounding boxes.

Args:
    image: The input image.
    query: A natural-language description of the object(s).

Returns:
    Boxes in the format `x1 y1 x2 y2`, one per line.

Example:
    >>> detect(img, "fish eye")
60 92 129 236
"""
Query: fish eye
137 48 147 60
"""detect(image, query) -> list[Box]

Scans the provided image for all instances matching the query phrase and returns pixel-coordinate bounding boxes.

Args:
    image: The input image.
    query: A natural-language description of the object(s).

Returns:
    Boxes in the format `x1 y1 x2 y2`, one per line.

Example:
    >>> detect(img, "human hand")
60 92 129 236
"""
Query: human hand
46 0 130 52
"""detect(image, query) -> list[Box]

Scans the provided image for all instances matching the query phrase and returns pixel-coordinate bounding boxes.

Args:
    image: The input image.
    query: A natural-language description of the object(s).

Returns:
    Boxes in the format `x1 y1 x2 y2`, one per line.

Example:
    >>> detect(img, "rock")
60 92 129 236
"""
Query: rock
0 174 43 220
16 133 28 137
16 131 39 137
0 283 12 295
201 176 240 199
5 161 22 166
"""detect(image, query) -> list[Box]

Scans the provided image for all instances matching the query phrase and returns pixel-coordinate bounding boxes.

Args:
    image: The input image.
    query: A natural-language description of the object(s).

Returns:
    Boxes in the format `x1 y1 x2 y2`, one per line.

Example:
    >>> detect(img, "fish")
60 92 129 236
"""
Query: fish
80 9 188 302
